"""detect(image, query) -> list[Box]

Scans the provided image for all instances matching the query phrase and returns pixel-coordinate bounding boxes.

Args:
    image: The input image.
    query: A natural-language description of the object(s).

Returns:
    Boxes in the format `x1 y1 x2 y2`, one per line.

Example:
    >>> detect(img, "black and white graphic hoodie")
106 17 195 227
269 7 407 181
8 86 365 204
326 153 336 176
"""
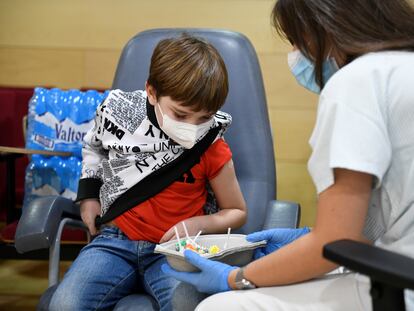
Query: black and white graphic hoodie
76 89 231 217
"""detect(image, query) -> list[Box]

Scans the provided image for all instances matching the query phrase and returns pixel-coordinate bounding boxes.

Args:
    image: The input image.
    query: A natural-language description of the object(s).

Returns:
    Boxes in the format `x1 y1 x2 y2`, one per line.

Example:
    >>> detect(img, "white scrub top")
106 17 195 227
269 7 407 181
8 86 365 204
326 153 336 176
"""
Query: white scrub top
307 51 414 308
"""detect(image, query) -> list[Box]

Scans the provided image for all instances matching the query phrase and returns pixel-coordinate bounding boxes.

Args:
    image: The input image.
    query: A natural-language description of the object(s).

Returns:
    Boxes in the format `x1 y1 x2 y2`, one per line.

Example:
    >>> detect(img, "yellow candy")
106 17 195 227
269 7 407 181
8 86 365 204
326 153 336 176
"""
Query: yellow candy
209 245 220 255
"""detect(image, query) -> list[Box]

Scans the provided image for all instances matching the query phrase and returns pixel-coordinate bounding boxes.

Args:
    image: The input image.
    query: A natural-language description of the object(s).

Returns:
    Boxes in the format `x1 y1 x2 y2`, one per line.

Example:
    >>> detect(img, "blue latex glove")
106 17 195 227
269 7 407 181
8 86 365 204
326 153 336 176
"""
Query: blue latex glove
247 227 310 259
161 250 237 294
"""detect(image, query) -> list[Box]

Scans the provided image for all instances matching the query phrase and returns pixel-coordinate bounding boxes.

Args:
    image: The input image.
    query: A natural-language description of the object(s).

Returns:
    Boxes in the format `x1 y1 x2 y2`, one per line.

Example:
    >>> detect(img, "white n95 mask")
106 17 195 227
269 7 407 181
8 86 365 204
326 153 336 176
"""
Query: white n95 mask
288 50 339 94
157 103 214 149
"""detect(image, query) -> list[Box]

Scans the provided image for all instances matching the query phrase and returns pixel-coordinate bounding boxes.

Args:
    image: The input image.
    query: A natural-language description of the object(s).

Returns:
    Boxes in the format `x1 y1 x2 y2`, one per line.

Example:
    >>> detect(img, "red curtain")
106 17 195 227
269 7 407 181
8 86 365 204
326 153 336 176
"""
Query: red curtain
0 87 33 221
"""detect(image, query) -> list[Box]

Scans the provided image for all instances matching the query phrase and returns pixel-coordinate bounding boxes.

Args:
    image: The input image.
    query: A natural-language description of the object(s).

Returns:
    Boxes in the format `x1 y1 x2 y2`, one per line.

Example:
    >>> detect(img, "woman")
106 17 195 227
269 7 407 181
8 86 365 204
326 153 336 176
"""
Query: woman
163 0 414 310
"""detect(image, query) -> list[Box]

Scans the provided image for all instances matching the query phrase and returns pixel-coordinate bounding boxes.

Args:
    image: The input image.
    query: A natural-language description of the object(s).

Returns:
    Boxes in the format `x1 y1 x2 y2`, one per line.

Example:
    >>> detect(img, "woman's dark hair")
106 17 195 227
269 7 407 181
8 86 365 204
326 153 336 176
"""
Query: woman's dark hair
272 0 414 88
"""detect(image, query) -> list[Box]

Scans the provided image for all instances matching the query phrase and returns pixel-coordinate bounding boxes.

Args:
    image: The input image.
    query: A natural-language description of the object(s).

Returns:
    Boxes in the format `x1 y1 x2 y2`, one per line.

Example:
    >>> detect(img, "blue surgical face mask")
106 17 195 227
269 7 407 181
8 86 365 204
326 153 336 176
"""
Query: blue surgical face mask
287 50 339 94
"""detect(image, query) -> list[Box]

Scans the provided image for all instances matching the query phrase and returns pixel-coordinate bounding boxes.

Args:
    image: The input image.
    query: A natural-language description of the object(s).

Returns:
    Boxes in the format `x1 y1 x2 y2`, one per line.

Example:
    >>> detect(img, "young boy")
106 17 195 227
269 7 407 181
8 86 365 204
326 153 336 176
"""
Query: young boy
49 34 247 311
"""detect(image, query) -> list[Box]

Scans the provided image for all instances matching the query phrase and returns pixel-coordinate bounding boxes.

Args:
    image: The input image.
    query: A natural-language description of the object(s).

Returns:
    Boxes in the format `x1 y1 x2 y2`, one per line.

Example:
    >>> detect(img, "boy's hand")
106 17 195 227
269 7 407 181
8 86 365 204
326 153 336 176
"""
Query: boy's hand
80 199 101 236
160 218 205 243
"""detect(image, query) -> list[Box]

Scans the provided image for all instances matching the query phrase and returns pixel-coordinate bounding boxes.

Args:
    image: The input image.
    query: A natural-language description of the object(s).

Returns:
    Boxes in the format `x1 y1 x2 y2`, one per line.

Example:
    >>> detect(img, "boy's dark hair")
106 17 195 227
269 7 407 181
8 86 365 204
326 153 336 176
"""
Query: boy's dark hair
272 0 414 89
147 34 228 113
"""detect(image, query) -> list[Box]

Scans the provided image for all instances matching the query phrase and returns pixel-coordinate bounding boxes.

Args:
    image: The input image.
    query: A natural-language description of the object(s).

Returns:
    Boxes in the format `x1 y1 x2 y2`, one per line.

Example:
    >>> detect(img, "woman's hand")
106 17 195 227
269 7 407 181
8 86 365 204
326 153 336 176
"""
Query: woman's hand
80 199 101 236
247 227 310 259
160 218 206 243
161 250 237 294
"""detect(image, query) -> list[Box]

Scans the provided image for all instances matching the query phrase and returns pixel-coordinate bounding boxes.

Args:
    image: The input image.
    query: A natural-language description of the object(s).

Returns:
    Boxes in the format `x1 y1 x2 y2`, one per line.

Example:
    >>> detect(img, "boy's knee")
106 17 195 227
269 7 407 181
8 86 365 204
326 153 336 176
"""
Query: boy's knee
48 284 82 311
172 283 209 311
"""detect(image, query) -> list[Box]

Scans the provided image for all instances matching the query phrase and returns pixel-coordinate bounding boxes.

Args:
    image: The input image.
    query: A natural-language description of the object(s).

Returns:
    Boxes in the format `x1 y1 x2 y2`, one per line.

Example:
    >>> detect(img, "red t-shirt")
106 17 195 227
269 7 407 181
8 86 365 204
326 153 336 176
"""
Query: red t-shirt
113 138 232 242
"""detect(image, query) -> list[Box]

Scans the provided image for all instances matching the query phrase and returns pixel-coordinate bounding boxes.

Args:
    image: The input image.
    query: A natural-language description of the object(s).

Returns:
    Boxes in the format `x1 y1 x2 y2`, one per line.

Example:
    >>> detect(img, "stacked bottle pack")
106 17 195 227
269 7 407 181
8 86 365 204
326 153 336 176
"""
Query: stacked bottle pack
24 87 109 205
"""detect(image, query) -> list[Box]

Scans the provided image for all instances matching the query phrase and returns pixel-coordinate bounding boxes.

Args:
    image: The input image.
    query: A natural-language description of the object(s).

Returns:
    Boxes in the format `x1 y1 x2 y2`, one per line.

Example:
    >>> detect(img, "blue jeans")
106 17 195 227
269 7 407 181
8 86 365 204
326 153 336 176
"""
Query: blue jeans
49 226 180 311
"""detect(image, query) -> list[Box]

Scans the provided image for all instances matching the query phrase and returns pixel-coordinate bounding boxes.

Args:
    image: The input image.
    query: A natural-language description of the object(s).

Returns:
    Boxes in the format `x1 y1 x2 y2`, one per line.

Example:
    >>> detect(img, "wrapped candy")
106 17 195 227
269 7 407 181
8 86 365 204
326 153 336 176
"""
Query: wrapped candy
173 223 224 256
174 238 220 256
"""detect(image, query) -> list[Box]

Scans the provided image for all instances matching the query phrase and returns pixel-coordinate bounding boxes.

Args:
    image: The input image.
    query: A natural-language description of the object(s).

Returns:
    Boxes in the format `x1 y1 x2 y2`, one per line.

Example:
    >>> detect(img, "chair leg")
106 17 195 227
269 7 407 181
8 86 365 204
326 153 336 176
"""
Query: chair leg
48 218 87 287
370 279 405 311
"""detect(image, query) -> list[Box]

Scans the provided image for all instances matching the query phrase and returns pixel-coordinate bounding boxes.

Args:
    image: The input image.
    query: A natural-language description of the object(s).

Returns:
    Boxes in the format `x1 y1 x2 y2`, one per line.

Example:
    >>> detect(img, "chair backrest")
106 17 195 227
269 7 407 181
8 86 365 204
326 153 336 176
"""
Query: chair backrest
23 88 108 206
112 29 276 234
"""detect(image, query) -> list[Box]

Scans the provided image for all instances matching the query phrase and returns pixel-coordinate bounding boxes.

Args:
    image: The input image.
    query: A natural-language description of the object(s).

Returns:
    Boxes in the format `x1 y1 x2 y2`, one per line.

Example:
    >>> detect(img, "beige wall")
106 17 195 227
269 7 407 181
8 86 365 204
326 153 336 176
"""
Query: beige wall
0 0 318 226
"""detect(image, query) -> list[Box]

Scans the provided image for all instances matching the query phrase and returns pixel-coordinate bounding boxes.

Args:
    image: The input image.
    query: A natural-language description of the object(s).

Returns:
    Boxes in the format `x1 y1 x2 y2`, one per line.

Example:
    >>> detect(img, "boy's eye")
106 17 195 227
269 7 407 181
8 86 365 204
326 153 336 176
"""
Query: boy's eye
174 112 187 119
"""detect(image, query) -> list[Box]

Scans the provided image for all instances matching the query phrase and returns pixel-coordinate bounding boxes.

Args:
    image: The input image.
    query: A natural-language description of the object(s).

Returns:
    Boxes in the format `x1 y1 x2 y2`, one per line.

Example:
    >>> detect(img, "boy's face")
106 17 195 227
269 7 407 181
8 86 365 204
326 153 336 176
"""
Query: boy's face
146 84 215 126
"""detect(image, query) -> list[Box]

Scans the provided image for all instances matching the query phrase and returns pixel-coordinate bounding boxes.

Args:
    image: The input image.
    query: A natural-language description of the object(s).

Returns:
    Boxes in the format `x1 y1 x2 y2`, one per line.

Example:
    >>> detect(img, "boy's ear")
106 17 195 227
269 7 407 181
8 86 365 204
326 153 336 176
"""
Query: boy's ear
145 82 157 106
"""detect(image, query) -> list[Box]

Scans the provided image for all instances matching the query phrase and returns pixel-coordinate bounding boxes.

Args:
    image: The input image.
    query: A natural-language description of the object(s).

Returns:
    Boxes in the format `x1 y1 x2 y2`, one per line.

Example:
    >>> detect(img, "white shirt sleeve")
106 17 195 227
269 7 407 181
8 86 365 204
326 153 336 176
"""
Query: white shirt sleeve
307 62 392 194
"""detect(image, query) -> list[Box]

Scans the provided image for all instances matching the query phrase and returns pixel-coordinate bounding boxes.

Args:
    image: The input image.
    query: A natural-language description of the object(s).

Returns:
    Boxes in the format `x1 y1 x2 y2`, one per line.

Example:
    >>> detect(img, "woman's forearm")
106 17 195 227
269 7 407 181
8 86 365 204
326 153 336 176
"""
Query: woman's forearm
229 232 340 288
232 169 374 288
230 230 370 288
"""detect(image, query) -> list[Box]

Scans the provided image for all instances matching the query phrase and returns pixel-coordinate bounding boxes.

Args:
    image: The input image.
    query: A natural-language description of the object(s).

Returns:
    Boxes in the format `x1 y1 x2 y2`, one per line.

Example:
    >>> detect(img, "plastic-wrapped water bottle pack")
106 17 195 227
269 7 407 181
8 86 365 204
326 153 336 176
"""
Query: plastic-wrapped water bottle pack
24 87 109 205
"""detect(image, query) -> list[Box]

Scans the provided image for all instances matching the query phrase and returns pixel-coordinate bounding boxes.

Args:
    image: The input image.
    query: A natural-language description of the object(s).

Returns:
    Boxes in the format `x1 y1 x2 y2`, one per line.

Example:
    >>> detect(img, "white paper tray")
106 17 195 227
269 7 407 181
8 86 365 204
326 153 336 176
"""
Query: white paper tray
155 234 266 272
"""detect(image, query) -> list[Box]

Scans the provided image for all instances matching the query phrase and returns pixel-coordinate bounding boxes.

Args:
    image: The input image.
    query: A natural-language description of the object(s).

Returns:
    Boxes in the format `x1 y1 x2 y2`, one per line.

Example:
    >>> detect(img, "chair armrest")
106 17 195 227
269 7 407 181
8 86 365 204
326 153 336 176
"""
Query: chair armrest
15 196 81 253
262 200 301 229
323 239 414 290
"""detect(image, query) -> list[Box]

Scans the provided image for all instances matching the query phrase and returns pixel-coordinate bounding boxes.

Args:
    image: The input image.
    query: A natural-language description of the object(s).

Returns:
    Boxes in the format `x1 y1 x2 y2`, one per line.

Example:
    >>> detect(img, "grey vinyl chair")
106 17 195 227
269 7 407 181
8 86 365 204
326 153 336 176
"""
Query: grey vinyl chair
15 28 301 311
